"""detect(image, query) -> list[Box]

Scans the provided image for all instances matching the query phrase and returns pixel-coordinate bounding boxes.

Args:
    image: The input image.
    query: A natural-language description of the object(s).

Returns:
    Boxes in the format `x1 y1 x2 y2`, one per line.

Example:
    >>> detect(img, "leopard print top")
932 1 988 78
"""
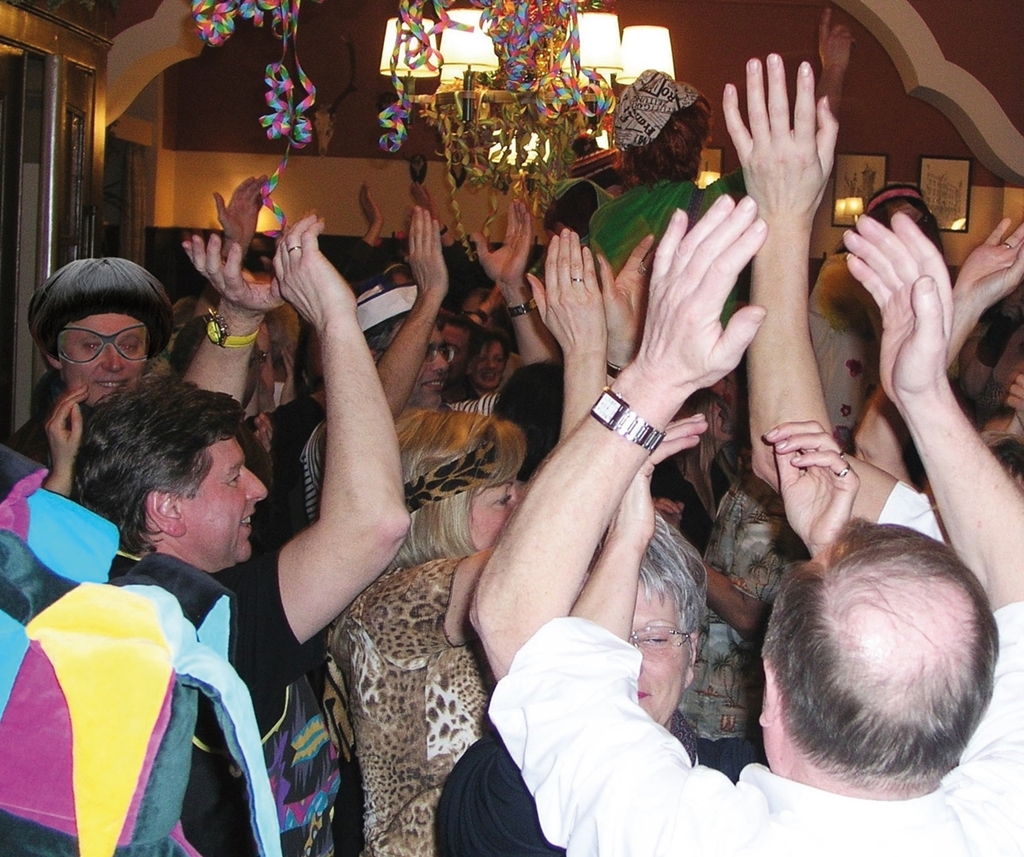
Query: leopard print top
330 557 491 857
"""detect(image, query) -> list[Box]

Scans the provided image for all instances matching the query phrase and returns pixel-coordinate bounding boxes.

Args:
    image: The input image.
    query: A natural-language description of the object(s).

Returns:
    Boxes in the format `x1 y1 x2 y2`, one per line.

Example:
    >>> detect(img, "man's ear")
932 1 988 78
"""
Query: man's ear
145 490 186 539
682 632 700 690
760 661 782 729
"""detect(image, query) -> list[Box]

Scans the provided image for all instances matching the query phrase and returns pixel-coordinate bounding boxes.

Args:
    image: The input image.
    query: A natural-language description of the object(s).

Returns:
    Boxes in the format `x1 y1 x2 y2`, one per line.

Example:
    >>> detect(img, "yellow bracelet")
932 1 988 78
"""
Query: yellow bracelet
206 311 260 348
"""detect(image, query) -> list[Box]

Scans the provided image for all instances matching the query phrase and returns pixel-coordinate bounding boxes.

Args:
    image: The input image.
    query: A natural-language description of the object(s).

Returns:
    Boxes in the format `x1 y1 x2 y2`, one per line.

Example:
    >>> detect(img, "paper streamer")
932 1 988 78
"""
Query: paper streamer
192 0 321 234
379 0 471 153
380 0 613 145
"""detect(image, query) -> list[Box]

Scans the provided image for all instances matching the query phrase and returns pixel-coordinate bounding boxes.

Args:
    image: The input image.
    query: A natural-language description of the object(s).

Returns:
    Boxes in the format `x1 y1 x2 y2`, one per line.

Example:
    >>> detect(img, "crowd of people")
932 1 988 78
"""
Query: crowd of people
3 7 1024 857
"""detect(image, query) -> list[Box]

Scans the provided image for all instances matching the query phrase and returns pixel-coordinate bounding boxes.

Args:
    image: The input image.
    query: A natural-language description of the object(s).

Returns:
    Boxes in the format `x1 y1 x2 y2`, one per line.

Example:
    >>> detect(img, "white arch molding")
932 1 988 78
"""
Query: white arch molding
835 0 1024 184
107 0 200 124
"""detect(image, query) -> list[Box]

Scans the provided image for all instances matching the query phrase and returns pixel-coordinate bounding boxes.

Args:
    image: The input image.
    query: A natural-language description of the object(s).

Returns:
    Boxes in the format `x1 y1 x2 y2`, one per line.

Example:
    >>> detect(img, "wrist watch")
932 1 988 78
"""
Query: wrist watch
506 298 537 318
590 387 665 453
205 311 260 349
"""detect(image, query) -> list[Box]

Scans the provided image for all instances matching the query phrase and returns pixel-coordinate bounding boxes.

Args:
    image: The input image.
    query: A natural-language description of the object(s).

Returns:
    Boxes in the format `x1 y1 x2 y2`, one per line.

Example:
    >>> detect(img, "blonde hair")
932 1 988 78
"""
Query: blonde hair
394 409 526 568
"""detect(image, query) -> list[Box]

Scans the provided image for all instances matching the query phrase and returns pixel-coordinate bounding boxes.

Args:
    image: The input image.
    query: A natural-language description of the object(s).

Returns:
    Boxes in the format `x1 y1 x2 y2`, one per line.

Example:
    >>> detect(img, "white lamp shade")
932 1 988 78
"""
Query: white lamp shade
618 26 675 84
440 8 499 82
379 18 440 78
578 12 622 78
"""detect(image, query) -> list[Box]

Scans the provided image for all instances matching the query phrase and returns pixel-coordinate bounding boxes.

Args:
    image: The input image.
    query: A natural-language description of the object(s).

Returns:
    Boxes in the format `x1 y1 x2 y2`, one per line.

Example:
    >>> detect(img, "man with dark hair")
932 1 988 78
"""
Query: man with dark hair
440 311 480 404
75 377 244 559
467 56 1023 857
75 214 409 857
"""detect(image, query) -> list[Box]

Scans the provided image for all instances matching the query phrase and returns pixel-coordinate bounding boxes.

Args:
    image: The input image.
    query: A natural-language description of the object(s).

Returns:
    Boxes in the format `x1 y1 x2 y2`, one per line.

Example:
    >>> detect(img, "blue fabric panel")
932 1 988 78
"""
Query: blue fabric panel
26 490 118 585
0 612 27 723
197 595 232 662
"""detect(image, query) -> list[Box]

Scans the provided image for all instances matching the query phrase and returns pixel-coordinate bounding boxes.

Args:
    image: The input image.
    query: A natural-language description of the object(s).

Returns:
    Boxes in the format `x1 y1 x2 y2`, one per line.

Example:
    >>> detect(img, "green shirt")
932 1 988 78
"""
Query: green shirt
589 171 747 274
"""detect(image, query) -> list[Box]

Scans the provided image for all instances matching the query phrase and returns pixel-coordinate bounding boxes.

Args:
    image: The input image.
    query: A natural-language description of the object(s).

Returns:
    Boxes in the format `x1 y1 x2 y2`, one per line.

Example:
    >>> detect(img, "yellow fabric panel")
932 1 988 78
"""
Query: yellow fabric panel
26 583 173 857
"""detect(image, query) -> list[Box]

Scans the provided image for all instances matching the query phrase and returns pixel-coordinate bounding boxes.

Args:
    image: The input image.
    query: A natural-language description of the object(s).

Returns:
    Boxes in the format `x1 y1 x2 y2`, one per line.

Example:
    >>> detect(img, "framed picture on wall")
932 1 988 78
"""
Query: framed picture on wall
919 156 972 231
832 153 887 226
697 147 723 189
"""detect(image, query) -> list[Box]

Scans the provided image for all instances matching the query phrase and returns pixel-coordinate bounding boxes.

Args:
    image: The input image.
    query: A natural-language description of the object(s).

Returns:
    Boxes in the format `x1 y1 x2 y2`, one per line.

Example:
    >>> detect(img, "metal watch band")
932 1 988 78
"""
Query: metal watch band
506 298 538 318
205 311 260 349
590 387 665 453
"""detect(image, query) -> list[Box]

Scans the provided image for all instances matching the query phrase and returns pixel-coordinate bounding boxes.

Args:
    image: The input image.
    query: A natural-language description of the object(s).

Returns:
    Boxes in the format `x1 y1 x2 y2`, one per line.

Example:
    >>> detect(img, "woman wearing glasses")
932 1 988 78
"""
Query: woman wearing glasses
5 258 172 494
438 513 766 857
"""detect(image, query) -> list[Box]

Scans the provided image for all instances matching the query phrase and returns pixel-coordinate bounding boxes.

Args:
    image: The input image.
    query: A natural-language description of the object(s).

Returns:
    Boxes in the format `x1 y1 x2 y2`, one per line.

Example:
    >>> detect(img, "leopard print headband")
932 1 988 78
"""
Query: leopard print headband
404 442 500 512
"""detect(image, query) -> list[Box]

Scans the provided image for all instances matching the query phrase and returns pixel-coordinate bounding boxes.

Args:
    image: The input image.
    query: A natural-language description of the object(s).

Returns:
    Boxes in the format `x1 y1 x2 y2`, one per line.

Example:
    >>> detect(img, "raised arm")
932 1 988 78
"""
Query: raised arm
815 7 853 114
359 182 386 249
375 205 448 417
274 215 410 643
473 194 767 678
473 201 560 365
764 419 860 556
949 218 1024 362
723 55 835 479
569 469 655 637
723 53 901 519
847 212 1024 609
529 228 606 433
853 218 1024 477
214 175 266 259
181 232 281 402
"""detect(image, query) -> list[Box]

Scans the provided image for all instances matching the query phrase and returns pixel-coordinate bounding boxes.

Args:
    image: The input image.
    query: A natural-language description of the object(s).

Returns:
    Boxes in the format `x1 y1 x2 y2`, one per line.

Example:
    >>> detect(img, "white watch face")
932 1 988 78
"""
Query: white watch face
593 392 623 424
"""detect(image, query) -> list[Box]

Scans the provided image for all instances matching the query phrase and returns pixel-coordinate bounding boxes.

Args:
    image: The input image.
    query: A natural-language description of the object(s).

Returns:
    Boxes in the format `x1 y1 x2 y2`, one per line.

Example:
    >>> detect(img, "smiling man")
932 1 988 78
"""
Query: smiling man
73 216 409 857
407 322 456 410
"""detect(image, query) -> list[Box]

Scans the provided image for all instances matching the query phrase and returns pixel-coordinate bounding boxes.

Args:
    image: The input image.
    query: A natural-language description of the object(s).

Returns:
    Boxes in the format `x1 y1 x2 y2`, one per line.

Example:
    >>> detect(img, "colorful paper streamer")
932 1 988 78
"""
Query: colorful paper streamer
191 0 321 233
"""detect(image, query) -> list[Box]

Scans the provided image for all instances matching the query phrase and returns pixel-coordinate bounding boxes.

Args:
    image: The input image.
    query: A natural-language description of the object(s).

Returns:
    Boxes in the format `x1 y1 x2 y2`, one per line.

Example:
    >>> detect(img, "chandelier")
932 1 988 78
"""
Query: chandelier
379 1 674 232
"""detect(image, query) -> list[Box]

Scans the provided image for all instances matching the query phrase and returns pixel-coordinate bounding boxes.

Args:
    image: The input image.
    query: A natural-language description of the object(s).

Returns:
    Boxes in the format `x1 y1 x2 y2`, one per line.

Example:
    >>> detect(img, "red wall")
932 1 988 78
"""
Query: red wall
161 1 1017 187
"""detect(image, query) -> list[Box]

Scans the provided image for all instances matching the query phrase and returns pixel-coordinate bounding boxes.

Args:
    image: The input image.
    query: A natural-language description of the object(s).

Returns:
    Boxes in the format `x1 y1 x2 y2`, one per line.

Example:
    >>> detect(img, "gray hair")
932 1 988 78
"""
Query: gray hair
638 515 707 633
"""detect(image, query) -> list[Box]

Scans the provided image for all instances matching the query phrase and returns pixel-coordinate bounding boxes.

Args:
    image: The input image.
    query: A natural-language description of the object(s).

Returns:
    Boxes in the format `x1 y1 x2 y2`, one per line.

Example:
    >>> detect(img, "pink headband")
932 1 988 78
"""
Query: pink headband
865 186 925 216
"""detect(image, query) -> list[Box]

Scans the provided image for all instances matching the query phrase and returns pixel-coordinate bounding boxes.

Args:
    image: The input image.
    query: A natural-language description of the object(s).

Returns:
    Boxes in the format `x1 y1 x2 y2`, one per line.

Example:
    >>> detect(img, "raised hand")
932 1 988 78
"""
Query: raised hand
472 200 532 287
530 229 605 360
599 235 652 369
765 419 859 555
42 384 88 496
183 230 282 327
215 175 266 255
625 194 767 415
410 181 441 221
407 205 449 301
253 411 274 455
819 7 854 73
953 218 1024 325
359 183 383 228
846 212 953 402
273 214 354 331
723 54 838 225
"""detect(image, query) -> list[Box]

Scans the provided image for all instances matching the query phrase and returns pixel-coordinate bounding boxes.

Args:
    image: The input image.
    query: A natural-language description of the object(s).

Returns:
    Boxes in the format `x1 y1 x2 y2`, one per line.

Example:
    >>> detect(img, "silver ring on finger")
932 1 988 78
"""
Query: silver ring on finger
287 245 301 253
835 465 851 478
1003 242 1014 250
570 276 584 283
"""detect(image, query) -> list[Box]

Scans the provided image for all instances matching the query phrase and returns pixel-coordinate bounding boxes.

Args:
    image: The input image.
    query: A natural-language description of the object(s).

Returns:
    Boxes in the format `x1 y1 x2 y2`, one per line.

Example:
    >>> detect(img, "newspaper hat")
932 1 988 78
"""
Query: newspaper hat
356 279 417 332
614 70 701 151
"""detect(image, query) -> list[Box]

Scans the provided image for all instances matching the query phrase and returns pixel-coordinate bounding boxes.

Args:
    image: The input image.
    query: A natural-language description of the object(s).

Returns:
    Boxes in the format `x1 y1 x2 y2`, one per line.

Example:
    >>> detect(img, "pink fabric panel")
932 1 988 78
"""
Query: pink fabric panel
0 641 76 835
0 471 46 540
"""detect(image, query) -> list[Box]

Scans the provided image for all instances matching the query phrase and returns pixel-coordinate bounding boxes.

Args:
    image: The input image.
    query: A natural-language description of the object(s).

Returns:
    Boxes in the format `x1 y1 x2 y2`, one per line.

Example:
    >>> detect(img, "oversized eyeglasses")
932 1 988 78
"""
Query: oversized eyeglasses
57 324 150 364
629 625 691 654
425 342 457 363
